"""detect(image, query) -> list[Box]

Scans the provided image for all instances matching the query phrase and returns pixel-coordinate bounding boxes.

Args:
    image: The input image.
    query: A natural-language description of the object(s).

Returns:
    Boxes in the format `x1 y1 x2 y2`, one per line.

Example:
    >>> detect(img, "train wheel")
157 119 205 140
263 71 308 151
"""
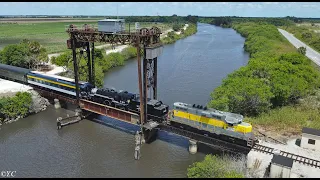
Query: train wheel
104 100 111 106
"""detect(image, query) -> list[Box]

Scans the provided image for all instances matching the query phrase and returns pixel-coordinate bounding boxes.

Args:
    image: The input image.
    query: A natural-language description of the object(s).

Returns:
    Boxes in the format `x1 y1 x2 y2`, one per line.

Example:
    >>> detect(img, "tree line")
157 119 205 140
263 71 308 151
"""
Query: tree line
0 39 48 70
199 16 296 28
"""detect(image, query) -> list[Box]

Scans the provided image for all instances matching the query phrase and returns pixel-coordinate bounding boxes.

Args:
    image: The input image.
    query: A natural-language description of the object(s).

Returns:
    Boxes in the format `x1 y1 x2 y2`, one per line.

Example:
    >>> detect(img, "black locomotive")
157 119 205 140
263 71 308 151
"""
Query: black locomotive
88 87 169 122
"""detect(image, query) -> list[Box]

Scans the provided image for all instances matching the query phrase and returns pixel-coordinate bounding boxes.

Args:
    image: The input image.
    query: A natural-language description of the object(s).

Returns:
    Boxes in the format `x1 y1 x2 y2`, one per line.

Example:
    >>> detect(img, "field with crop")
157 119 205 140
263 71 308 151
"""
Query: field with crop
0 19 171 54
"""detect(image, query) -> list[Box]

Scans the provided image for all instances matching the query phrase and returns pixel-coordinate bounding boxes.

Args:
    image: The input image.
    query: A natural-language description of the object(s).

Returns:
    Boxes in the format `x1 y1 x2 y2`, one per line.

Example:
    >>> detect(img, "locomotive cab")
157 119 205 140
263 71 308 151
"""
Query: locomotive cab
79 83 95 99
128 95 169 122
147 99 169 118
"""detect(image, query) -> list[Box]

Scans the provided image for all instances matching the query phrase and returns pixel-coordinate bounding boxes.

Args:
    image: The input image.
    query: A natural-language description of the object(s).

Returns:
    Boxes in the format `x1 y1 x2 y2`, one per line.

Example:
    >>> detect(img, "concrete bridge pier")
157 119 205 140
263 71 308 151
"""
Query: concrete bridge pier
75 109 82 118
134 131 143 160
54 99 61 109
189 139 198 154
134 145 141 160
57 117 62 130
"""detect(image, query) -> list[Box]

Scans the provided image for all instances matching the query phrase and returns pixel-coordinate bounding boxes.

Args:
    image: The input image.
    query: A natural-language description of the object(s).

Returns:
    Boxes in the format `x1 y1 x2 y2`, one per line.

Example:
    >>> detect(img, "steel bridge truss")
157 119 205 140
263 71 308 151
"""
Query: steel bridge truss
66 24 163 127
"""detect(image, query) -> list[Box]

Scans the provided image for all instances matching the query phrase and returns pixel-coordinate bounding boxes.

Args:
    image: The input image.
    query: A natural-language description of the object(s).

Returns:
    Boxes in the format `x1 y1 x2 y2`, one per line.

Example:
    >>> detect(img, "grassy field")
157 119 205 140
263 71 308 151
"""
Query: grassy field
296 22 320 32
280 23 320 54
0 19 172 54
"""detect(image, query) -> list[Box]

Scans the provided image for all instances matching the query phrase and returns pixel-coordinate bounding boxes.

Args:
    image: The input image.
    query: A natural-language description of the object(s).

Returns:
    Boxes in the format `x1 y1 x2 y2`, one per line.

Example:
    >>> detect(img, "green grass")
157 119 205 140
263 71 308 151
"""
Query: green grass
0 21 172 54
0 22 86 53
280 24 320 54
246 90 320 134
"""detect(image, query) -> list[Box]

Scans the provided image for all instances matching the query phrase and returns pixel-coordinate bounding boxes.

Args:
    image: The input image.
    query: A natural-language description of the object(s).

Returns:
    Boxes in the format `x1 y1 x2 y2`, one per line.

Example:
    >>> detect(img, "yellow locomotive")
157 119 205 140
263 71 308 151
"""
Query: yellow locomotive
167 102 255 147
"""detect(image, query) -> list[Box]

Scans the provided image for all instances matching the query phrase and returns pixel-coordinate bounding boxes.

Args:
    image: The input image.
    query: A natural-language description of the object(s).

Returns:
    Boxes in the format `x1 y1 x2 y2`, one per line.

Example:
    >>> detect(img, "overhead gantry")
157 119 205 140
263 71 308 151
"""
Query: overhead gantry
65 23 163 134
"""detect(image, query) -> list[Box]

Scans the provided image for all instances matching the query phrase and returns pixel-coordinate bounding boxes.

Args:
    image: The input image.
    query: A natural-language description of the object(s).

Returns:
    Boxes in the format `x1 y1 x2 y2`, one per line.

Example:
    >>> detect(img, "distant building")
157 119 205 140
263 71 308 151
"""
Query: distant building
135 22 140 31
270 154 293 178
98 19 125 33
301 127 320 151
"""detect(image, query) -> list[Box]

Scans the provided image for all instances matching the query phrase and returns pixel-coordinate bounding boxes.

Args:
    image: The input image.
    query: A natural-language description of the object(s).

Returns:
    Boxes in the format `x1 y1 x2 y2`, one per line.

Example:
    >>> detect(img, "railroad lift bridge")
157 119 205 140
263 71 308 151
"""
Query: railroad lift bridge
63 23 164 159
46 23 252 159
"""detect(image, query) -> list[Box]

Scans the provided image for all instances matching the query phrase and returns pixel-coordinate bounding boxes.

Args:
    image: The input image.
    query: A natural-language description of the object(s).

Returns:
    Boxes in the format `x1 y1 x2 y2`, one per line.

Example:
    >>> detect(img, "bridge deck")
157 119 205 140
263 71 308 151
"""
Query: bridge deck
79 99 140 125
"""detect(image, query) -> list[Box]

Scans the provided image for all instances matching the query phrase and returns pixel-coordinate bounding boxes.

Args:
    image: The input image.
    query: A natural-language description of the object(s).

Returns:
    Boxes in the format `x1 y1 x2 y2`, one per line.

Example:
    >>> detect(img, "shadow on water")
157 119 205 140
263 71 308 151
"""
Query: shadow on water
86 114 245 157
55 100 244 157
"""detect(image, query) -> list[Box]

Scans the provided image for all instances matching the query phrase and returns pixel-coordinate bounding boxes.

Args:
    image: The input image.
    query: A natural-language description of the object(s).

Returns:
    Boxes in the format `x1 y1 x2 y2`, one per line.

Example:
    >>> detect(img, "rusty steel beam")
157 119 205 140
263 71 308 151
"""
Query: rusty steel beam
79 99 139 125
72 36 80 105
153 57 157 99
86 42 93 85
136 38 144 127
91 42 95 86
143 44 148 126
66 26 162 48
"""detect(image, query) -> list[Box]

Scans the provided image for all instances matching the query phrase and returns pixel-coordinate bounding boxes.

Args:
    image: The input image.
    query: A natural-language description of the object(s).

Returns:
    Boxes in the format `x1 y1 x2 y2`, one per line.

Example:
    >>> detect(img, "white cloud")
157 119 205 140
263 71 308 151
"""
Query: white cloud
263 2 279 5
171 2 179 6
302 4 317 8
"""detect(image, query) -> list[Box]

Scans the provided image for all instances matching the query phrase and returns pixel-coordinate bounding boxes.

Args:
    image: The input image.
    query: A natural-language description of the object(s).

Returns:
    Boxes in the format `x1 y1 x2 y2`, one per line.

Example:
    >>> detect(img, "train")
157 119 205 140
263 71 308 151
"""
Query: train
0 63 255 147
89 87 169 119
167 102 254 147
0 63 169 122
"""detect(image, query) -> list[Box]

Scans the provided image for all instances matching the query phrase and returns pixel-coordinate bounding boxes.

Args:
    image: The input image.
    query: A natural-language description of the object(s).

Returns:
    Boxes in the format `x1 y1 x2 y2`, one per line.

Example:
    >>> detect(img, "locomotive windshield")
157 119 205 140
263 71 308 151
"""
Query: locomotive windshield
155 101 161 107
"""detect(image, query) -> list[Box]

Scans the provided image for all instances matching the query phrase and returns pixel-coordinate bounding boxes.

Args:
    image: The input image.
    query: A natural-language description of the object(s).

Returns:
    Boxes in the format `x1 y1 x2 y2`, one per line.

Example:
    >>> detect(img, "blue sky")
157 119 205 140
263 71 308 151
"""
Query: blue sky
0 2 319 18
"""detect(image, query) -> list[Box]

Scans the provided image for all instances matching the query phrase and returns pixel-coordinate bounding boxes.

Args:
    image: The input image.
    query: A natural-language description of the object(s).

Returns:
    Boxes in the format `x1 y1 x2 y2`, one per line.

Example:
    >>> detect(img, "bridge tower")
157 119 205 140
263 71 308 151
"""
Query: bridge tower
66 23 163 159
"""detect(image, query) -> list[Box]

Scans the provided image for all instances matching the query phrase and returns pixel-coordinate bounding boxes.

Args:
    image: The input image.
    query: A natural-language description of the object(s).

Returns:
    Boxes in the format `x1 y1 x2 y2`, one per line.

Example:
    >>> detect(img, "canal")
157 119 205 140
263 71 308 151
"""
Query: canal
0 23 249 178
103 23 249 107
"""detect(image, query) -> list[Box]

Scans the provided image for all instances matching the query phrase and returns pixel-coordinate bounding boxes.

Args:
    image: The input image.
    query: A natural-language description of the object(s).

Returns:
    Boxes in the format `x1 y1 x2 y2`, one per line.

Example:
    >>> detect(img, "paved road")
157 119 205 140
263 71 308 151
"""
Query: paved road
278 28 320 66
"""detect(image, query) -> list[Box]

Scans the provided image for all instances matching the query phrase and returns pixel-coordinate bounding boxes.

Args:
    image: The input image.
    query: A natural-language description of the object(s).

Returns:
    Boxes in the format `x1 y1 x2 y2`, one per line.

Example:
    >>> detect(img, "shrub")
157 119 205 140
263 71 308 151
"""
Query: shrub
209 23 320 116
0 92 32 119
187 154 245 178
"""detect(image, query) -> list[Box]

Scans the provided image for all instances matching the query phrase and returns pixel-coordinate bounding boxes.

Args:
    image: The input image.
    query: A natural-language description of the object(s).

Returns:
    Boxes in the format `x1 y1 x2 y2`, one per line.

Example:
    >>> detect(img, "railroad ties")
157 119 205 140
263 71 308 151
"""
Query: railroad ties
279 151 320 169
252 144 274 154
253 144 320 169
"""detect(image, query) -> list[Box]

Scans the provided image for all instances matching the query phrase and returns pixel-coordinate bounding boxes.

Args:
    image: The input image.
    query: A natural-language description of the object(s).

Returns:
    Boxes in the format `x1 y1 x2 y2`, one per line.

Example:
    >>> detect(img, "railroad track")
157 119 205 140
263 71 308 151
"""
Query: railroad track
253 144 320 168
279 151 320 168
252 144 274 154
